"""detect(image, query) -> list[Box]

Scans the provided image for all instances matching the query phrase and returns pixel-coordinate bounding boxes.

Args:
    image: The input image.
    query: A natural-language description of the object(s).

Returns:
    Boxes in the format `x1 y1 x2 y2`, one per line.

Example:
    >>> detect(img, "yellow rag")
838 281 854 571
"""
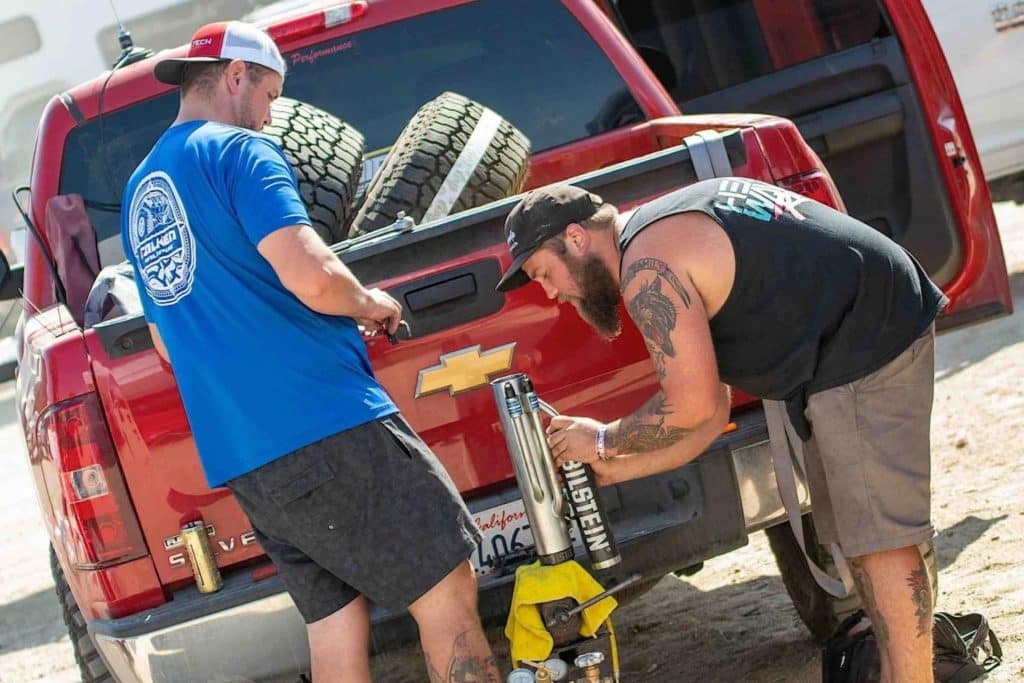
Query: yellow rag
504 560 618 665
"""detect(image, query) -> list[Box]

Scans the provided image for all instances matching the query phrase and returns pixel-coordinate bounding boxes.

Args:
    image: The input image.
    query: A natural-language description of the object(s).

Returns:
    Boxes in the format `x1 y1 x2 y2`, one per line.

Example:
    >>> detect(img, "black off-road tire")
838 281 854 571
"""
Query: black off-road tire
262 97 365 245
765 515 938 643
51 546 113 682
349 91 530 236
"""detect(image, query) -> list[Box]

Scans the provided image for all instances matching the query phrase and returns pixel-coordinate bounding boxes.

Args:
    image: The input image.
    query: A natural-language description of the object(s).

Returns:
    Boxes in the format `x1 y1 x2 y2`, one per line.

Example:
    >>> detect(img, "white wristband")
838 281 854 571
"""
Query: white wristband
596 425 608 461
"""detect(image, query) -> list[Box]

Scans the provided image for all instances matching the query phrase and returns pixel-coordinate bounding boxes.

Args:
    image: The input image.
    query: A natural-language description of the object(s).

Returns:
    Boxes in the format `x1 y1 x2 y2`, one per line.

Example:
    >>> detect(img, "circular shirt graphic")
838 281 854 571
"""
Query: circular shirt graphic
128 171 197 306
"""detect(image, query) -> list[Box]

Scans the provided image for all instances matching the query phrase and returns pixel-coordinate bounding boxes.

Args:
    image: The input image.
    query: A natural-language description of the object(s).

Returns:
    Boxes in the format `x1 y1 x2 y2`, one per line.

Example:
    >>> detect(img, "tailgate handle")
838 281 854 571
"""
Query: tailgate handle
405 274 477 312
92 314 155 359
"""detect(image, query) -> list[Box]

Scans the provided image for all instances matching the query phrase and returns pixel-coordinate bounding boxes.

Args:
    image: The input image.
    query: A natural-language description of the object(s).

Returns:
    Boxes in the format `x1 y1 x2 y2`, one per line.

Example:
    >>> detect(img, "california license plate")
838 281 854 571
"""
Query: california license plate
471 499 579 576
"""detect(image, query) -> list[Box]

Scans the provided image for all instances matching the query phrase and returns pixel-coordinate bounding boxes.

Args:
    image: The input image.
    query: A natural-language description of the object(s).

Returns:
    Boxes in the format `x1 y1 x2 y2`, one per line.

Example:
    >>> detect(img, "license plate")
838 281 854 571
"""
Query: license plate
470 499 579 576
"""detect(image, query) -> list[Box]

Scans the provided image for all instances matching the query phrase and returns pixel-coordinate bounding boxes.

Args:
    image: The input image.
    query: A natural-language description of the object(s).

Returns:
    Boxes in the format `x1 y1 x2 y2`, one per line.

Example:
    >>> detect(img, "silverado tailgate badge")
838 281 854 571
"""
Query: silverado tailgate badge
416 343 516 397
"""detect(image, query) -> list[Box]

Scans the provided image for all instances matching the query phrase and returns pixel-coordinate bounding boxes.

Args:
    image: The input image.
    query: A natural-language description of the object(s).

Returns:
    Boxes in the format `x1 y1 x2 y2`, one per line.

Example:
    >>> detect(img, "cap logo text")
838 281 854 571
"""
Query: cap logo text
192 38 215 47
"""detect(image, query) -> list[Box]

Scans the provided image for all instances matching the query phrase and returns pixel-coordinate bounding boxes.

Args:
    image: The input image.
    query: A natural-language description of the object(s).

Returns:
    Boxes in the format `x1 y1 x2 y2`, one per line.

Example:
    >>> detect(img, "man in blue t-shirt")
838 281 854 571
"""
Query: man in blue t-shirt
122 21 497 683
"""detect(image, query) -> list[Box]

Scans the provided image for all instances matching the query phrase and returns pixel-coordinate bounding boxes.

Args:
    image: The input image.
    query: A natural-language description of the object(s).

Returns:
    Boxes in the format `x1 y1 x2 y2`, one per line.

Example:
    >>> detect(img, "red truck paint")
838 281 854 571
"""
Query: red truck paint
17 0 1008 635
884 1 1011 315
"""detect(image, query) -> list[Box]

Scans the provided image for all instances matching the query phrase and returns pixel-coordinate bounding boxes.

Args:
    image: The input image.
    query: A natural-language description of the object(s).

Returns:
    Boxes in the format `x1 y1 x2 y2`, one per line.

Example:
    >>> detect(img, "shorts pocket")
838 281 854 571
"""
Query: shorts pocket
378 416 421 460
260 453 336 506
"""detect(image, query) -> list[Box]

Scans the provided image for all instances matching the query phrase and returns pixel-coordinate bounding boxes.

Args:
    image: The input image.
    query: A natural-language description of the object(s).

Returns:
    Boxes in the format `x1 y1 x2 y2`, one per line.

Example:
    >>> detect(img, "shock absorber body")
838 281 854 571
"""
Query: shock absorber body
491 373 621 571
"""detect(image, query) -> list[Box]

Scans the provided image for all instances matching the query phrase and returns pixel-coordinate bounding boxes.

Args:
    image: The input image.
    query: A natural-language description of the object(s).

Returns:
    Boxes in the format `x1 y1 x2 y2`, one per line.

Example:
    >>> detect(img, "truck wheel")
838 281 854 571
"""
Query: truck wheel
263 97 365 245
765 514 937 643
51 546 113 682
349 91 530 237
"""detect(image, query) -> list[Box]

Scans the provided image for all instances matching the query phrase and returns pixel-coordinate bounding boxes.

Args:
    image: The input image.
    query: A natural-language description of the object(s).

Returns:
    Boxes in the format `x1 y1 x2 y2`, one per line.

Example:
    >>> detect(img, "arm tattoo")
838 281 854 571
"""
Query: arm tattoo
614 259 697 454
645 339 667 380
907 565 931 638
424 630 500 683
850 562 890 652
607 393 690 454
627 276 678 360
623 258 693 375
622 258 692 308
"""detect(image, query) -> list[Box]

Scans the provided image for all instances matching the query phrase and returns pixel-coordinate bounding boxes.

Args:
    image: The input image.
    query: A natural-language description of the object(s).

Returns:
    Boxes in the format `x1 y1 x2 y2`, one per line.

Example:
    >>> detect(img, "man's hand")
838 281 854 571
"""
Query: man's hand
355 288 402 336
546 415 607 467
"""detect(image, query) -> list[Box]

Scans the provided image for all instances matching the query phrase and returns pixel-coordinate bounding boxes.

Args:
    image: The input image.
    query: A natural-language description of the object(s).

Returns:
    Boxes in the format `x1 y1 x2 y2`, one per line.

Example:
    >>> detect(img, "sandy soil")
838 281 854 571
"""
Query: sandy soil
2 201 1022 682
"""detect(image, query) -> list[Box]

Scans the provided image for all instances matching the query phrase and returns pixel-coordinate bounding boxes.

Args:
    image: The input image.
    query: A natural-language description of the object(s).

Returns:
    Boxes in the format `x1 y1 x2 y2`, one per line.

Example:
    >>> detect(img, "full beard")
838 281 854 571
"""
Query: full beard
566 253 622 339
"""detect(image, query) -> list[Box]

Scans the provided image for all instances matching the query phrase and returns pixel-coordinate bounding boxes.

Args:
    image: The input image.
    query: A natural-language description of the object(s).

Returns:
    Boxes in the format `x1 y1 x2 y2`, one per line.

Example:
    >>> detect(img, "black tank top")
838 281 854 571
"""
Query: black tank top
619 178 946 434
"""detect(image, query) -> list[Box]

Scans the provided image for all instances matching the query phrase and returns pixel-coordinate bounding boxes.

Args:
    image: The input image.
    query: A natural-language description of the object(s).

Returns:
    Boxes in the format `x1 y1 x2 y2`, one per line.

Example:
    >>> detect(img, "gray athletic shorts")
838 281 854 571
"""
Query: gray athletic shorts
767 327 936 558
226 414 481 623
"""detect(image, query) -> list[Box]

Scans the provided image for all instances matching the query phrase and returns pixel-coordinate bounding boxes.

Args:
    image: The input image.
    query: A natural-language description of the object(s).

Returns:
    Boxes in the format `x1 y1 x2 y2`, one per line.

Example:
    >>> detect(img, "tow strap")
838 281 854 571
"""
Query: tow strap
684 129 732 180
421 107 503 223
764 399 855 598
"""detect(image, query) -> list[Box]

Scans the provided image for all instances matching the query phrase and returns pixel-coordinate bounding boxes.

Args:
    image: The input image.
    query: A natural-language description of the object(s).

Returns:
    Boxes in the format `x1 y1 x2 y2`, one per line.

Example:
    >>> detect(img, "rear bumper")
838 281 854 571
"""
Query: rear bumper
90 577 308 683
90 408 806 682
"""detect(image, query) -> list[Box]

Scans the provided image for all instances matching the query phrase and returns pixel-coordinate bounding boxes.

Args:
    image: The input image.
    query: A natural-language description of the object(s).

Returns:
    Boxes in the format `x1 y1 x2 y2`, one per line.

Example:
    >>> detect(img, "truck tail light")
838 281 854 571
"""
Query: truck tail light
777 169 847 213
39 394 147 569
266 1 367 43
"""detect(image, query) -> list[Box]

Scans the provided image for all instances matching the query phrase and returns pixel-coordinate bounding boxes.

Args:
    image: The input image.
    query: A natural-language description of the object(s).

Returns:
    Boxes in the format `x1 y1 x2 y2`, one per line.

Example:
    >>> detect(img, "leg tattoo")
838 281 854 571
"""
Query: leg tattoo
907 564 932 639
850 561 890 652
425 631 499 683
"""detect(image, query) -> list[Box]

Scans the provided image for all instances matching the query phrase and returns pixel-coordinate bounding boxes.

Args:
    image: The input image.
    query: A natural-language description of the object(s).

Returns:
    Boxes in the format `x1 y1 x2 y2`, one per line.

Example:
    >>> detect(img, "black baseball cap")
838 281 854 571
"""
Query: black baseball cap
496 184 603 292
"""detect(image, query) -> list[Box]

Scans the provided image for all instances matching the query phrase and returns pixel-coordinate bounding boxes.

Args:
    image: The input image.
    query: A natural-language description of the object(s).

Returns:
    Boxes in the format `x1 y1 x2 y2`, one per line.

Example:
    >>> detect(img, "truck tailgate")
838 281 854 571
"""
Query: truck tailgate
85 120 788 587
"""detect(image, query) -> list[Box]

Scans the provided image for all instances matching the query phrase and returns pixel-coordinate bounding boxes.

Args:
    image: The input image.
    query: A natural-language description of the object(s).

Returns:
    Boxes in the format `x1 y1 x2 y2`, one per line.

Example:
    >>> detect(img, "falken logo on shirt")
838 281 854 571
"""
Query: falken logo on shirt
714 178 810 222
128 171 197 306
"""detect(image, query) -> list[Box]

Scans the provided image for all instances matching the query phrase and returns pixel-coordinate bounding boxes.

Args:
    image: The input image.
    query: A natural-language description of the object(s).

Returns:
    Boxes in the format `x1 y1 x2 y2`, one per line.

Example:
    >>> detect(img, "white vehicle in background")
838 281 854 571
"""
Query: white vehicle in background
0 0 281 264
0 0 281 350
924 0 1024 202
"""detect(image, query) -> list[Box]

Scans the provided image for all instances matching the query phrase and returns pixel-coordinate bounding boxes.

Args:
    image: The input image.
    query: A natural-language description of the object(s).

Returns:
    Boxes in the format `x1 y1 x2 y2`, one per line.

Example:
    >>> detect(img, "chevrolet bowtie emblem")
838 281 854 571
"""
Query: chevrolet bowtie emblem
415 343 516 398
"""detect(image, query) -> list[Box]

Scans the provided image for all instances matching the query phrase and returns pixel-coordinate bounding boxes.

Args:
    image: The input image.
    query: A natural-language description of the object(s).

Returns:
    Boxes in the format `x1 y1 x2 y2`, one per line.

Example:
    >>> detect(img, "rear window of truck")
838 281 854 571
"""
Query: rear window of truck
60 0 642 253
613 0 891 102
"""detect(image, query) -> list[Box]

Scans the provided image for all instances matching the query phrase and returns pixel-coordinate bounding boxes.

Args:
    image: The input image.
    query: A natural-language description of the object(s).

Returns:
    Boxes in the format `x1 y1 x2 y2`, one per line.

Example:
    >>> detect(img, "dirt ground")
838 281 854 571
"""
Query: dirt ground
2 201 1022 682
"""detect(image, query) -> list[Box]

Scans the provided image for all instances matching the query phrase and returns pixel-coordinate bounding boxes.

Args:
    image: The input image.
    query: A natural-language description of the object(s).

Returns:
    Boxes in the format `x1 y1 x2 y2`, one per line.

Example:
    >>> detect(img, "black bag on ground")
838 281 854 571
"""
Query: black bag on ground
822 611 881 683
932 612 1002 683
822 610 1002 683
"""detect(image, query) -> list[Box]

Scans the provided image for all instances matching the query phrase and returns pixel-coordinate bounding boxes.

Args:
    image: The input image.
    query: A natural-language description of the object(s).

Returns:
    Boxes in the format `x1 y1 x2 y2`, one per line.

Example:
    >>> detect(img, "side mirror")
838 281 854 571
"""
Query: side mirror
0 252 24 302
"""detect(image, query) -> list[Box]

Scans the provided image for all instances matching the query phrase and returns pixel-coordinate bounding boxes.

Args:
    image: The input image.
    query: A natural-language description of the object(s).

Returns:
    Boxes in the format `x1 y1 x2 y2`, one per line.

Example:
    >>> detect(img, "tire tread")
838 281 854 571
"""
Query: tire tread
262 98 365 244
51 547 113 683
350 92 530 236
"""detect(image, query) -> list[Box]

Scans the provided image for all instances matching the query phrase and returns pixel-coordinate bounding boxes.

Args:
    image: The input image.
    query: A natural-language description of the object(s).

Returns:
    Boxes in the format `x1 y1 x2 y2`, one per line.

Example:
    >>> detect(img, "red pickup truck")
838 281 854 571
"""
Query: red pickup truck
3 0 1009 681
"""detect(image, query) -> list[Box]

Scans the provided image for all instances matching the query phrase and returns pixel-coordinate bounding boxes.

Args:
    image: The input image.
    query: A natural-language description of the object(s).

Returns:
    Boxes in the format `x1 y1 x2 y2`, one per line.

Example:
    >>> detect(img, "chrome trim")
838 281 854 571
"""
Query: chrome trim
91 591 309 683
732 439 810 533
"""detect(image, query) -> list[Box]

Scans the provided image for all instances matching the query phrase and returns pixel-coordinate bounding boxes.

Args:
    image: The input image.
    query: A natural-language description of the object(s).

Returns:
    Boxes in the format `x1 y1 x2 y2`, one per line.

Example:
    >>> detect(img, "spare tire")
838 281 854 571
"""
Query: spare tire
52 546 112 682
262 97 365 244
349 91 530 237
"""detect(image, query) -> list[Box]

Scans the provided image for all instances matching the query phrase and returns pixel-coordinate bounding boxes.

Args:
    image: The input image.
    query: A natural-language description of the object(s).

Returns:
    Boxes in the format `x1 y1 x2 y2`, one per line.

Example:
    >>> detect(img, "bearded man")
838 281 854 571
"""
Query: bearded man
496 178 946 683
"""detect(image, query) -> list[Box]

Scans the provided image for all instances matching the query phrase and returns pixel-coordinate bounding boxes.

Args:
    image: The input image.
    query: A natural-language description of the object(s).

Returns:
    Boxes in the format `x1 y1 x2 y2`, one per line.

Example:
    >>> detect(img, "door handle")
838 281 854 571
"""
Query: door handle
405 273 477 312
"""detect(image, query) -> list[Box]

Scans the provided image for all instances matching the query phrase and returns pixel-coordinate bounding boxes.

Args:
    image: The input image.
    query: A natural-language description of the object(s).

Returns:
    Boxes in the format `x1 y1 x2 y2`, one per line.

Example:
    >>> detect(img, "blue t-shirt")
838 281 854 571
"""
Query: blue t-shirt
121 121 396 486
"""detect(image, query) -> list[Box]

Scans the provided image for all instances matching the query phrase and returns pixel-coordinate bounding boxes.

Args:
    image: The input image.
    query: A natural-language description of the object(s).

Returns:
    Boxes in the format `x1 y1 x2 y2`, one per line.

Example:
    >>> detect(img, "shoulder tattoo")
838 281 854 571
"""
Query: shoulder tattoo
623 258 692 375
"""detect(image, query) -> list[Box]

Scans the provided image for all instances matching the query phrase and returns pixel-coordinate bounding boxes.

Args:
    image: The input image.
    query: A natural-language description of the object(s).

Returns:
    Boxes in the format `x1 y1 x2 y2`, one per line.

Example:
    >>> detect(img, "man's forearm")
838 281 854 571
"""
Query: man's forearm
604 385 731 478
606 391 688 456
260 225 377 319
292 260 374 318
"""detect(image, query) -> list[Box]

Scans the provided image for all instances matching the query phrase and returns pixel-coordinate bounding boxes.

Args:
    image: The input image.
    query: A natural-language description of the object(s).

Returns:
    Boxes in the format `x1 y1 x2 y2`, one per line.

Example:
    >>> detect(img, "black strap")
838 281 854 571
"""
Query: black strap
934 612 1002 683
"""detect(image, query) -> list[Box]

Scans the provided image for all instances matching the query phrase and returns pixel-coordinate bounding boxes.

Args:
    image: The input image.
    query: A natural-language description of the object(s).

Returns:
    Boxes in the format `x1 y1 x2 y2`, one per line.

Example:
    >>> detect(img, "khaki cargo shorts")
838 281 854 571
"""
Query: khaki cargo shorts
767 327 936 558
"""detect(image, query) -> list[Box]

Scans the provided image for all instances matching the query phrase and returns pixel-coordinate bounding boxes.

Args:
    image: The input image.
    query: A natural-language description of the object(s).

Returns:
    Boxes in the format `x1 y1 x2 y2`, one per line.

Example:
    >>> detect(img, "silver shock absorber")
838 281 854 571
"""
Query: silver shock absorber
492 375 574 565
